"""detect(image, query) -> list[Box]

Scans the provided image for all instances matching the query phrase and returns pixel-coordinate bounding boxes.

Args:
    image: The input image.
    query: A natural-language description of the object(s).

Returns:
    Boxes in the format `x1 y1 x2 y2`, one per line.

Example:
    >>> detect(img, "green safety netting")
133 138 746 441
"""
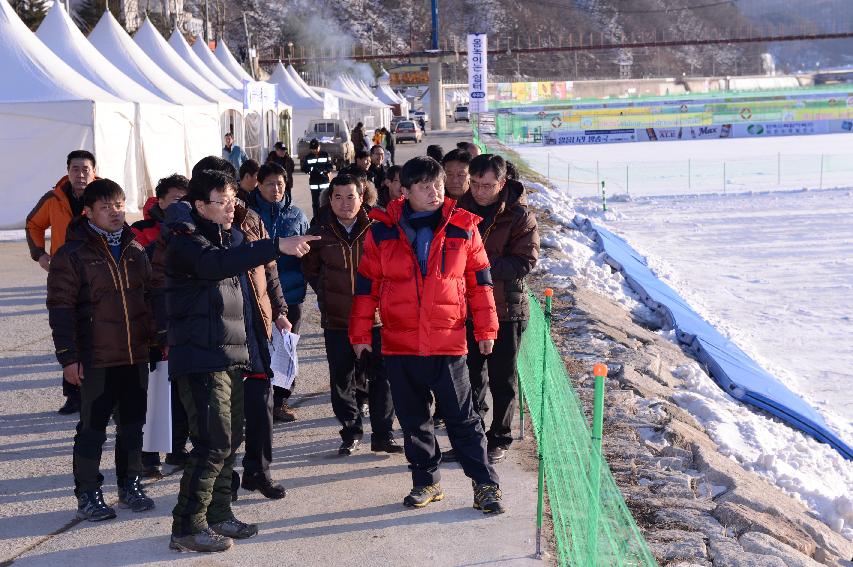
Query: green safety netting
517 294 658 567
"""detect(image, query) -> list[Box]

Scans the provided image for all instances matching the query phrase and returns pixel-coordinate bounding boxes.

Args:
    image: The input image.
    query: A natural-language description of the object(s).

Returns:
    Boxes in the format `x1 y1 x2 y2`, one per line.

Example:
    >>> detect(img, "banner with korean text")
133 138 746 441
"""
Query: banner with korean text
467 34 488 113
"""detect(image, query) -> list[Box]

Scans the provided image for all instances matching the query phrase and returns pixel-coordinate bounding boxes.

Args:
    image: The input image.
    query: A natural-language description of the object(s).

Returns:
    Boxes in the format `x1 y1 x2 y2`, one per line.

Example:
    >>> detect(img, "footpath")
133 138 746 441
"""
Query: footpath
0 127 545 567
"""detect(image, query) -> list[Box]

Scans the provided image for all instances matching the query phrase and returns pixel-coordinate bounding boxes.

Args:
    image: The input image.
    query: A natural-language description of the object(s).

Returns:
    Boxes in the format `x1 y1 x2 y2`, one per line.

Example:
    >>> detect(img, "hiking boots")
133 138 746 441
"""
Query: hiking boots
76 489 116 521
473 483 505 515
487 446 508 464
338 438 360 455
209 517 259 540
273 402 297 422
403 484 444 508
118 477 155 512
169 528 233 553
58 395 80 415
241 474 287 500
164 450 189 472
370 437 404 454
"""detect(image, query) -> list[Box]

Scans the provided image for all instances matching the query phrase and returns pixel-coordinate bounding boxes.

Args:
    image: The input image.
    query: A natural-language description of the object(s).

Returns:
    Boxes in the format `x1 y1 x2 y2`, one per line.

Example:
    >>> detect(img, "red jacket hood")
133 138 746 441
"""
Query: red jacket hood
142 196 159 220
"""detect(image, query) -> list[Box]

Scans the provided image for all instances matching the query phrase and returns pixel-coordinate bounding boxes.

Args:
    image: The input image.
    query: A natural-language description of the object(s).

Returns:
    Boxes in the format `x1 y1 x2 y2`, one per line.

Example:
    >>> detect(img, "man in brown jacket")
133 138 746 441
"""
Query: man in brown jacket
46 179 156 522
457 154 539 464
302 174 400 455
27 150 98 414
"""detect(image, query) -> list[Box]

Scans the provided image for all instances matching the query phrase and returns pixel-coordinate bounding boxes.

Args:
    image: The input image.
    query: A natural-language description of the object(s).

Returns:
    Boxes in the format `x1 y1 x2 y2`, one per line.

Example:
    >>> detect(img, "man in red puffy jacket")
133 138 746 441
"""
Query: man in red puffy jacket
349 156 505 514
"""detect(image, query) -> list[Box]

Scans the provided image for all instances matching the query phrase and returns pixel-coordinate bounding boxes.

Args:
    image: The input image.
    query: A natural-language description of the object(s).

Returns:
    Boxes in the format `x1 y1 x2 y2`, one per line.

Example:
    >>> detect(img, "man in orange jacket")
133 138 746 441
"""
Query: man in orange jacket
26 150 97 414
349 156 506 514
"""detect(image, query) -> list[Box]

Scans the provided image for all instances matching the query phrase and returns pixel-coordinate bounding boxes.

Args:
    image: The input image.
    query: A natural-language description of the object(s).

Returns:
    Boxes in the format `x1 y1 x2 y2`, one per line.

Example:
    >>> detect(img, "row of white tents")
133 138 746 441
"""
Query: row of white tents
0 0 399 228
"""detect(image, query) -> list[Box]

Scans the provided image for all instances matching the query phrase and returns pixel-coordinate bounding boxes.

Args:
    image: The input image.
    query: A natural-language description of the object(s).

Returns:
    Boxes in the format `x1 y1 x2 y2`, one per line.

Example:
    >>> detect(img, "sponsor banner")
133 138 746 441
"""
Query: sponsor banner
540 120 852 146
545 129 636 145
638 125 732 141
495 81 573 103
467 34 488 113
388 65 429 86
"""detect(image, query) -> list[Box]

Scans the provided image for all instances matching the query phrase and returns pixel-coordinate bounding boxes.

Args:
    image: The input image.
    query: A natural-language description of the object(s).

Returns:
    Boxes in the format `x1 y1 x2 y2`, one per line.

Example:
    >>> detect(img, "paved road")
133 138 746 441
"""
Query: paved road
0 125 545 566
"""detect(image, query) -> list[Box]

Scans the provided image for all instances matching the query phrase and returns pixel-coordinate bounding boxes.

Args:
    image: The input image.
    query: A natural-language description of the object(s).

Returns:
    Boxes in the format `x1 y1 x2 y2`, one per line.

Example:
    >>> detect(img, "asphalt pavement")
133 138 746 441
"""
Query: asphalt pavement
0 125 546 566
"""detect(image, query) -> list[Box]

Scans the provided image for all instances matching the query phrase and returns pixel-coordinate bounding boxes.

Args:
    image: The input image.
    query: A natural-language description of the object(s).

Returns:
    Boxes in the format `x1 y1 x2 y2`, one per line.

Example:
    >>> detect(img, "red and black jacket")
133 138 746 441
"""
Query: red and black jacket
349 197 498 356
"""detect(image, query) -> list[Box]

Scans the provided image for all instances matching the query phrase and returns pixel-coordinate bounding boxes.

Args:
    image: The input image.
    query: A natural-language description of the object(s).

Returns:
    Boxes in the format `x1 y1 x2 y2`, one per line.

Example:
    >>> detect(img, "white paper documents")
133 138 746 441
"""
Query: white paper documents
270 329 300 390
142 360 172 453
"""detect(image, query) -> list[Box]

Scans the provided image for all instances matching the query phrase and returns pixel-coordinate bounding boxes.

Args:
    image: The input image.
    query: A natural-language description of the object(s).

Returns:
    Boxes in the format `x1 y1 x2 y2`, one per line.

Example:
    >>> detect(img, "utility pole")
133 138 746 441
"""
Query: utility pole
243 12 255 79
203 0 209 43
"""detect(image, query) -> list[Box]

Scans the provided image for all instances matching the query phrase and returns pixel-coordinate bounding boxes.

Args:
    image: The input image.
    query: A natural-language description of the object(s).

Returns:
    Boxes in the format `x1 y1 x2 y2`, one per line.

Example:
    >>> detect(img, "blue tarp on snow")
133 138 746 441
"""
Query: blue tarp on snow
576 216 852 461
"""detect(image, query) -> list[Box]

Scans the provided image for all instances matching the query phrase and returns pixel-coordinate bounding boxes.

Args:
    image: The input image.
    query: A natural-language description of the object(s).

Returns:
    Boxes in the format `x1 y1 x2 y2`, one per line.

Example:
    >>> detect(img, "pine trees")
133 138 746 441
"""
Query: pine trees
9 0 47 30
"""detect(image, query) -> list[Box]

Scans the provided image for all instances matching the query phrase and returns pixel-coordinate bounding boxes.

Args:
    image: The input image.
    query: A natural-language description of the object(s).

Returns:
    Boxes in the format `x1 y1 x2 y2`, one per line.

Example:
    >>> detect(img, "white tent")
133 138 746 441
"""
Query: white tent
134 19 241 109
167 29 234 92
190 36 243 90
36 3 188 203
285 64 325 103
214 38 253 83
88 11 220 173
0 0 136 228
269 61 328 143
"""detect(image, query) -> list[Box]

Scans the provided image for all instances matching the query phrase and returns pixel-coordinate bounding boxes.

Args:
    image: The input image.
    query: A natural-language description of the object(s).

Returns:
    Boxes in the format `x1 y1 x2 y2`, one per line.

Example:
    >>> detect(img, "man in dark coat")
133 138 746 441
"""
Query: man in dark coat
457 155 539 464
165 167 318 553
47 179 156 522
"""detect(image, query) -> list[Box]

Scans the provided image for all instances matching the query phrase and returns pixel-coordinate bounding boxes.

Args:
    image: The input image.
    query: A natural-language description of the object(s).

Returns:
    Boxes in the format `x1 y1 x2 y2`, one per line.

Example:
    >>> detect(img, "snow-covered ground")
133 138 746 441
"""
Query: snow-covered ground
516 134 853 538
515 133 853 198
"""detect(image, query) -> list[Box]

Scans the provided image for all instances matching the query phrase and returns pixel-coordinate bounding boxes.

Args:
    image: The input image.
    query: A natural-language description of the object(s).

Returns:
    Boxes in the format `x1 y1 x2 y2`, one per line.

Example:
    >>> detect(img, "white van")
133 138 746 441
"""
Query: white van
453 105 470 122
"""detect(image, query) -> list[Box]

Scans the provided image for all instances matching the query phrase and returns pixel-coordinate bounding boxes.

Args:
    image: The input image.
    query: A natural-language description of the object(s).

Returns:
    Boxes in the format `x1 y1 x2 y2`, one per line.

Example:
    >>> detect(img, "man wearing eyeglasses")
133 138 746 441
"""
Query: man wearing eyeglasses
457 154 539 464
164 166 318 553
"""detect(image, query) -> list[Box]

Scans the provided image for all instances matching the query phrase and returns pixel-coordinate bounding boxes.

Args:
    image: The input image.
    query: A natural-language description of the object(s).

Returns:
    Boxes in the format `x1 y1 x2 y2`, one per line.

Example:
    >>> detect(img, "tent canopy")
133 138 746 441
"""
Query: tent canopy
88 11 209 106
286 64 325 103
134 18 240 107
270 61 324 110
214 38 253 83
0 0 135 228
167 28 232 91
190 35 243 90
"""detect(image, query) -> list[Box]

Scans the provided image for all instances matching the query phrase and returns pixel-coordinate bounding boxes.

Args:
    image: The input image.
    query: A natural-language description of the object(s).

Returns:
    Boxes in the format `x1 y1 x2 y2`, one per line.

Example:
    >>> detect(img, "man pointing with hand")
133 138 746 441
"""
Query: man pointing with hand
349 156 505 515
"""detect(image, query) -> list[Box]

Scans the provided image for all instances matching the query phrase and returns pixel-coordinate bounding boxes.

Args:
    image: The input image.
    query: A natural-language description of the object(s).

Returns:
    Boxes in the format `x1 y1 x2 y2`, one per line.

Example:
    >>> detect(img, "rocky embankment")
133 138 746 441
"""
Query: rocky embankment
527 209 853 567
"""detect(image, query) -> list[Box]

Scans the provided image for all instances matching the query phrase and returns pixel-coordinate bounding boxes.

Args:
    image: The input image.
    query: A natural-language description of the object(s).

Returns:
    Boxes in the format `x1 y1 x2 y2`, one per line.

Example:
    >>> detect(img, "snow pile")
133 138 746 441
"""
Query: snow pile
673 362 853 538
524 177 853 538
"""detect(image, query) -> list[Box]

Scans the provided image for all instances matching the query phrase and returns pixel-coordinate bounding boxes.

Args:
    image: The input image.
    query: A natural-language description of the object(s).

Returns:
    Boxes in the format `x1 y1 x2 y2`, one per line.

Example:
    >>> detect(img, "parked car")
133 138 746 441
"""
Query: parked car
453 105 470 122
295 118 354 170
394 120 423 144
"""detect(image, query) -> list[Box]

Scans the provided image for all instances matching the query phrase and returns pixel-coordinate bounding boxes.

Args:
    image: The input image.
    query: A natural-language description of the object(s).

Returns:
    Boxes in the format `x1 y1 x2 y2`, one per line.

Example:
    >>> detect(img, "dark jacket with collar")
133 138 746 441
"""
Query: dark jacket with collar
163 202 279 376
46 217 154 369
301 206 374 330
457 179 539 321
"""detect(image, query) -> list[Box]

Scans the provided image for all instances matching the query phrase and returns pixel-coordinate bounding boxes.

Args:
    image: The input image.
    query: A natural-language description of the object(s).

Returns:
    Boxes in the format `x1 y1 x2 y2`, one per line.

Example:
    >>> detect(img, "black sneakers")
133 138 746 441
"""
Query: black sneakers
169 528 233 553
487 446 508 464
241 474 287 500
403 484 444 508
209 517 259 540
118 477 155 512
76 489 116 521
370 437 403 454
163 450 189 474
473 483 505 514
58 395 80 415
338 438 360 455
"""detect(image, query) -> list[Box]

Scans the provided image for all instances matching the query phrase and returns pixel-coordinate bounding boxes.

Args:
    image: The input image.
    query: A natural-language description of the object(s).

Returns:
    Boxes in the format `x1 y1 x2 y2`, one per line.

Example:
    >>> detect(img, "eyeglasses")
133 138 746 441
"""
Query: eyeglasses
208 197 237 207
470 182 500 191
